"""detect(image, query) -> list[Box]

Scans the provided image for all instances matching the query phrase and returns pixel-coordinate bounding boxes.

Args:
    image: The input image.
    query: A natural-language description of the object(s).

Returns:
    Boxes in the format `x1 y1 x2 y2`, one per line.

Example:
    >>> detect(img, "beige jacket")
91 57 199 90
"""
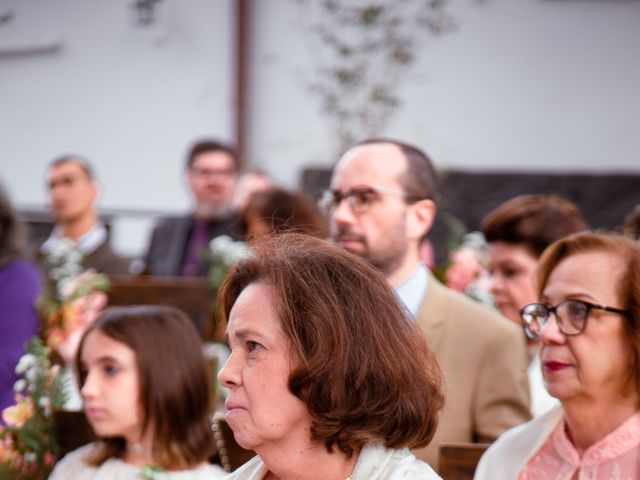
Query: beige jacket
412 274 532 468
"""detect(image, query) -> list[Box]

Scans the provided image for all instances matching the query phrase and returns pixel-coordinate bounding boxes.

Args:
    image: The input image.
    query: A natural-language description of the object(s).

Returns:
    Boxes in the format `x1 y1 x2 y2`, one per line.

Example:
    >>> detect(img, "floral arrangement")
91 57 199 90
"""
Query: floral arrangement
38 239 110 362
0 337 66 479
205 235 252 342
443 231 495 309
207 235 252 292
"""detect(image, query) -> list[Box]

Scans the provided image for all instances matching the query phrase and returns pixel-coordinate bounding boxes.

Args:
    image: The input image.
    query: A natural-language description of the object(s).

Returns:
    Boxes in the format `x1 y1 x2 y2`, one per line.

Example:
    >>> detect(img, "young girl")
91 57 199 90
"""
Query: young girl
49 305 226 479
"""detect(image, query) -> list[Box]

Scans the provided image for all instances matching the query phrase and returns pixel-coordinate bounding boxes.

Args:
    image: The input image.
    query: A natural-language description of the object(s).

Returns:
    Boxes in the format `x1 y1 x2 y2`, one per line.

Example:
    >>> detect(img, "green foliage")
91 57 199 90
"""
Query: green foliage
296 0 456 157
0 337 67 479
139 464 167 479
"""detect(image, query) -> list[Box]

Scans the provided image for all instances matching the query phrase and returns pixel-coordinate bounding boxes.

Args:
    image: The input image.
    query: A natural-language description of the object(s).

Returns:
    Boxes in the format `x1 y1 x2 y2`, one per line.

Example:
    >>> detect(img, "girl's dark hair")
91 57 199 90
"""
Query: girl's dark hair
75 305 215 468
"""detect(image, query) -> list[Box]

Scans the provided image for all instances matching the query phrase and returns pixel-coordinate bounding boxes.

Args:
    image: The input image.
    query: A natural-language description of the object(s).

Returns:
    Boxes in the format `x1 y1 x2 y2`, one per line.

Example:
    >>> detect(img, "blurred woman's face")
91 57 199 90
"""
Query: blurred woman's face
487 242 539 324
538 251 634 405
218 282 312 453
80 330 142 442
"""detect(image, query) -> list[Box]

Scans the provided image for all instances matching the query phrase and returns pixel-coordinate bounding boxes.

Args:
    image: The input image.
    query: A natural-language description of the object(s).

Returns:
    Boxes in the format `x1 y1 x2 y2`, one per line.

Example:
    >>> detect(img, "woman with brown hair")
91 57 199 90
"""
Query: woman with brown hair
218 233 444 479
475 232 640 478
49 305 226 479
242 187 326 238
481 194 587 416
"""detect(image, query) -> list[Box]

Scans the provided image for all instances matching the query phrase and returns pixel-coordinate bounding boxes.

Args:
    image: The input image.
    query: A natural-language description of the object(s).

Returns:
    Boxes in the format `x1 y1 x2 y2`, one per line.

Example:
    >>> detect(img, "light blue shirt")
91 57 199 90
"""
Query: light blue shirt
395 263 429 318
41 222 107 256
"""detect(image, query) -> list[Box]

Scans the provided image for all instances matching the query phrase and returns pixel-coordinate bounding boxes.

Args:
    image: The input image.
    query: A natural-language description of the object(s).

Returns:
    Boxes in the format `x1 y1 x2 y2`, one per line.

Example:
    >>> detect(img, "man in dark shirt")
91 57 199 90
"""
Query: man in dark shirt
144 139 241 277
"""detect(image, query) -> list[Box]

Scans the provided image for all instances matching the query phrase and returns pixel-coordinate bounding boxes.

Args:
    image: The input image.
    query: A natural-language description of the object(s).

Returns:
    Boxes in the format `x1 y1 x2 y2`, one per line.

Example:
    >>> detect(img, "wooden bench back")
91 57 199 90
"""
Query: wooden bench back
438 442 489 480
107 275 223 341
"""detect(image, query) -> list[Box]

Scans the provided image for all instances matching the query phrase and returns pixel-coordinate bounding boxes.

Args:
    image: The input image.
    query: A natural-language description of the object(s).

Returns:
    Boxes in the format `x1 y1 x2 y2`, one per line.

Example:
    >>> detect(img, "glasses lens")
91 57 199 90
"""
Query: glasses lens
349 189 377 212
521 304 548 339
557 300 588 335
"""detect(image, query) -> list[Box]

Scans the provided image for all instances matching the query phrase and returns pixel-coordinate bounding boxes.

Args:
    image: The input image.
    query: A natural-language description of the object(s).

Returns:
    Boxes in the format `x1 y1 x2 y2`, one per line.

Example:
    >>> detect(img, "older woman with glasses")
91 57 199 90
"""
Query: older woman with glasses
475 231 640 479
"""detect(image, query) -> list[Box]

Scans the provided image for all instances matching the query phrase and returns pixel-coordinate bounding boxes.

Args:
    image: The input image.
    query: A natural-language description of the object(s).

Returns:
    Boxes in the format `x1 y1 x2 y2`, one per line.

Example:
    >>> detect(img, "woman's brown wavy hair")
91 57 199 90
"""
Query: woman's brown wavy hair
75 305 215 468
482 194 587 257
218 233 444 457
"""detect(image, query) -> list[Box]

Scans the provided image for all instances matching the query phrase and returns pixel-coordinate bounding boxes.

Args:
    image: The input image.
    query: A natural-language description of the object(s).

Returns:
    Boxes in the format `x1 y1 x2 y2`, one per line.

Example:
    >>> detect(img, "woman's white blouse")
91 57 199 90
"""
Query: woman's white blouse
226 442 442 479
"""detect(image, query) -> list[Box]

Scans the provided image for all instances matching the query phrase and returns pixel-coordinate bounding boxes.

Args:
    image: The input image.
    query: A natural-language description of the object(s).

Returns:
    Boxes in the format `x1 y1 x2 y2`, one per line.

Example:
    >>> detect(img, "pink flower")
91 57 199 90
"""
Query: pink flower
44 450 56 467
2 395 33 428
56 291 108 363
59 269 97 298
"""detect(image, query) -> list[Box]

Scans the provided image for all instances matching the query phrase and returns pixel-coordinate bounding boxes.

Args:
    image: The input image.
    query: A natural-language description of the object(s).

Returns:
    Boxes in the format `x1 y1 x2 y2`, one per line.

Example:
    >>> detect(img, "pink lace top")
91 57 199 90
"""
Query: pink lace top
519 412 640 479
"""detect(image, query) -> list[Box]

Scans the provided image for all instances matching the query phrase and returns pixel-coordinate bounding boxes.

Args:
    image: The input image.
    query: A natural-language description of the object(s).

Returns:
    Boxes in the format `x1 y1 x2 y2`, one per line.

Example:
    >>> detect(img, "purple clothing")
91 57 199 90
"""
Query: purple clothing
0 259 41 422
181 220 209 276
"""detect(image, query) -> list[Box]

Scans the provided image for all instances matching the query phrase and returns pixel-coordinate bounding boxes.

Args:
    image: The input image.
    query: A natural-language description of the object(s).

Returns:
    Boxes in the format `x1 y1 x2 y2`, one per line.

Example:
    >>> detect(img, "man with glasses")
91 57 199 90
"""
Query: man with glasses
324 138 532 468
144 139 241 277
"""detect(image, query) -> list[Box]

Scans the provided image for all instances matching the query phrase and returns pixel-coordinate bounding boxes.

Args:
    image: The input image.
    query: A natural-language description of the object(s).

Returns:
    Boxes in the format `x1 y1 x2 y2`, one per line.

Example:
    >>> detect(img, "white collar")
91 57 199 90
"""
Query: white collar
41 222 107 256
395 263 429 317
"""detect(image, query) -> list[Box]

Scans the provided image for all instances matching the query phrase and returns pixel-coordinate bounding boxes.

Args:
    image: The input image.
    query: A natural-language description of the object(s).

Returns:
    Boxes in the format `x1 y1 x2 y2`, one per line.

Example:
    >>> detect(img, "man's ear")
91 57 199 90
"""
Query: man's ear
91 181 101 205
407 199 436 240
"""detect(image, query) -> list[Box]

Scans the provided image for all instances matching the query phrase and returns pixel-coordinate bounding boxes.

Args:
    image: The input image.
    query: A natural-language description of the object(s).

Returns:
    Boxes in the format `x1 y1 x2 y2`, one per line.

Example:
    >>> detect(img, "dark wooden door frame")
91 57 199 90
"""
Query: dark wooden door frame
233 0 249 166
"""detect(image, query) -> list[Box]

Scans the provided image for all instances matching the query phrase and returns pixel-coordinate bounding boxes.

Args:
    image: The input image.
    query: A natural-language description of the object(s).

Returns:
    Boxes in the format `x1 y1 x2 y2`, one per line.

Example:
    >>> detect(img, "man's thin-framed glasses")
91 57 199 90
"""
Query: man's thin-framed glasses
519 299 631 340
317 186 418 215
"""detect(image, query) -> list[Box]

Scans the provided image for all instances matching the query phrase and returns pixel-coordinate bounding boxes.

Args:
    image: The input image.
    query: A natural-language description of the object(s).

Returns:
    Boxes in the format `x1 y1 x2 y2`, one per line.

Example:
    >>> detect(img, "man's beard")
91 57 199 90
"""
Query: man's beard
194 201 229 221
331 225 405 278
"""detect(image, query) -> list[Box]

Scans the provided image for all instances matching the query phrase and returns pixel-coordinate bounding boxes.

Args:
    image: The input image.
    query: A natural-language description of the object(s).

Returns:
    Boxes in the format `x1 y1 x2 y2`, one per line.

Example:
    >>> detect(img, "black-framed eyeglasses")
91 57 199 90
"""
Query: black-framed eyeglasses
317 186 418 215
519 299 631 340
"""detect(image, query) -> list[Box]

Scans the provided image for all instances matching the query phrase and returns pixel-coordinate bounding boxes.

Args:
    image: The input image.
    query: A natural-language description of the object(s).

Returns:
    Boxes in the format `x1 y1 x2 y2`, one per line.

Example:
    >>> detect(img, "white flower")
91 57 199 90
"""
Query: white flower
24 365 39 383
13 378 27 393
209 235 234 253
39 395 52 416
47 238 78 262
15 353 37 374
24 452 37 463
210 235 252 266
67 249 83 265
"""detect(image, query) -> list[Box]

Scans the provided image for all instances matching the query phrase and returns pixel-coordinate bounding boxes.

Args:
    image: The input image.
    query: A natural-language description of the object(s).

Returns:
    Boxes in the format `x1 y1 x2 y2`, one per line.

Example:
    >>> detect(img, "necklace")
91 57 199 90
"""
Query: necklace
126 442 152 455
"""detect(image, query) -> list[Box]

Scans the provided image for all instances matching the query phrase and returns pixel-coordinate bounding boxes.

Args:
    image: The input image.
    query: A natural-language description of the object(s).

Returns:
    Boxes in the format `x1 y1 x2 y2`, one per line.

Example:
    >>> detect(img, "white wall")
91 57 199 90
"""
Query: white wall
248 0 640 183
0 0 234 254
2 0 639 255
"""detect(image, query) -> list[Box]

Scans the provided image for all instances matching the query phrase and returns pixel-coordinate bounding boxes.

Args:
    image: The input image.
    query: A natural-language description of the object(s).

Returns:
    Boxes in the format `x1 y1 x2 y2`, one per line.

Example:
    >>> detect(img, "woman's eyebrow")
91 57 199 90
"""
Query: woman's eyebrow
227 328 267 343
83 355 122 365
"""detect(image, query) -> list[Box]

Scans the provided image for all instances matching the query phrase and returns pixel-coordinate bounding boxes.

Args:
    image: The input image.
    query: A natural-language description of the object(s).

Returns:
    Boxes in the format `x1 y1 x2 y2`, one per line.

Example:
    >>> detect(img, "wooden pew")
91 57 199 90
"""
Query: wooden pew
438 442 489 480
107 275 223 341
53 410 97 459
